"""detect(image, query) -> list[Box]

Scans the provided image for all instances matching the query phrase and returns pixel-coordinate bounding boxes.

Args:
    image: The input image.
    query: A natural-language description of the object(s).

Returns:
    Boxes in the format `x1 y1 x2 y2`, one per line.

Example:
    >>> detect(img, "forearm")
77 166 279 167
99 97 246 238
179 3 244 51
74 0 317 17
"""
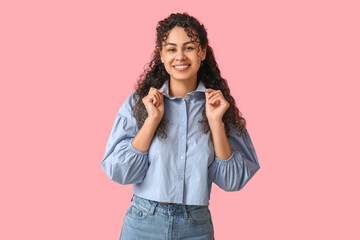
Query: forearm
131 117 160 153
209 120 232 160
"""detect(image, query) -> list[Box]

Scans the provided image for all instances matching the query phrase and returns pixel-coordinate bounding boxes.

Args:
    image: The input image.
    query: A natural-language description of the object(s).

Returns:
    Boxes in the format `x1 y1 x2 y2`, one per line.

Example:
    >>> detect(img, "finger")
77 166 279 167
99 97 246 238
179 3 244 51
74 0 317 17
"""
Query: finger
143 96 151 105
148 96 156 106
147 88 156 104
207 90 221 100
205 91 212 104
209 96 222 105
149 87 158 93
156 89 164 105
155 91 163 107
205 88 215 93
149 87 155 95
207 90 220 98
149 88 164 107
158 90 164 106
152 93 159 107
145 97 156 109
150 87 163 93
150 87 160 97
154 92 161 107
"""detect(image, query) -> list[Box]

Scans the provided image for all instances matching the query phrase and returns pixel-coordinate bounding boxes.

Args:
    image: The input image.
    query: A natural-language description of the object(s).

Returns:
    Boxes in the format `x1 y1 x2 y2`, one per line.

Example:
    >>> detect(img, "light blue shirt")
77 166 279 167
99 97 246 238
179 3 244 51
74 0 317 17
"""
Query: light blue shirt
101 80 260 206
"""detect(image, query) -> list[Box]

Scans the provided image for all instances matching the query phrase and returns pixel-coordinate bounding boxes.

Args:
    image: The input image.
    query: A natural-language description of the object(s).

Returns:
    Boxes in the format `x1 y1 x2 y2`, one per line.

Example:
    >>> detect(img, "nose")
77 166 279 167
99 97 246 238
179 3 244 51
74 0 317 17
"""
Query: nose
175 49 186 61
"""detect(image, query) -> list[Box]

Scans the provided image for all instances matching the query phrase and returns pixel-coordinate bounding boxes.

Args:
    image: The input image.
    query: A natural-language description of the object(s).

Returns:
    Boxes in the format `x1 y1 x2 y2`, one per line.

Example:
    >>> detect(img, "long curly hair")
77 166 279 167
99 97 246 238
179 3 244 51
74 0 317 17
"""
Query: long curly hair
132 12 247 138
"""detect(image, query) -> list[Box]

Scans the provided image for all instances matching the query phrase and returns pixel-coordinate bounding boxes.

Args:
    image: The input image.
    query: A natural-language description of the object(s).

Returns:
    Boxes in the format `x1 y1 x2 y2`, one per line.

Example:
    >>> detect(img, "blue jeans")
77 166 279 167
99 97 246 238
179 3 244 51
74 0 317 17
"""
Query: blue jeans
120 194 215 240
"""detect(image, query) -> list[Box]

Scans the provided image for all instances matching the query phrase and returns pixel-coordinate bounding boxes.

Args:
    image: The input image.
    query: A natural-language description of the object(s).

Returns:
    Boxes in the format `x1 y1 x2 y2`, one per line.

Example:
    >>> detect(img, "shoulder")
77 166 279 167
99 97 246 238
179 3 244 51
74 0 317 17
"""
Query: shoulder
118 90 137 117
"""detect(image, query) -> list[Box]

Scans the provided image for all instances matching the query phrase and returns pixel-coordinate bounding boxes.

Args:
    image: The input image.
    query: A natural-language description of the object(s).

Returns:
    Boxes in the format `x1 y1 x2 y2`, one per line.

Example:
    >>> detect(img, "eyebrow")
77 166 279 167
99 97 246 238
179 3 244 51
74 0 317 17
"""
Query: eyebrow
165 41 195 46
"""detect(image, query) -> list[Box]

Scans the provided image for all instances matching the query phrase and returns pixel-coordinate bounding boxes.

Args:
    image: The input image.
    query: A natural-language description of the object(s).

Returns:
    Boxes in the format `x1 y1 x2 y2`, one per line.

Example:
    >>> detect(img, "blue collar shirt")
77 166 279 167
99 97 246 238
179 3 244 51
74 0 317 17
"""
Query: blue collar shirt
101 80 260 206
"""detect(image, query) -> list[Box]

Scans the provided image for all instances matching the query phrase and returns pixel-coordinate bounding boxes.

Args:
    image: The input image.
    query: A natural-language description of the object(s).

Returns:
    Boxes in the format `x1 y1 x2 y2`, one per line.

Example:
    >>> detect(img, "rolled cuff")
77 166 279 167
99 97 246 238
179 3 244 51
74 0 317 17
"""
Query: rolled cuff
129 139 149 155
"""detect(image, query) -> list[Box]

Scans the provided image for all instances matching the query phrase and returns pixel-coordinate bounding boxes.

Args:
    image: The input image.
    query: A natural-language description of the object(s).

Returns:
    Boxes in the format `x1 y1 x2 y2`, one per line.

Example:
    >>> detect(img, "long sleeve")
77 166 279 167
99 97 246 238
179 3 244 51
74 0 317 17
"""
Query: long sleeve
101 93 149 185
208 128 260 191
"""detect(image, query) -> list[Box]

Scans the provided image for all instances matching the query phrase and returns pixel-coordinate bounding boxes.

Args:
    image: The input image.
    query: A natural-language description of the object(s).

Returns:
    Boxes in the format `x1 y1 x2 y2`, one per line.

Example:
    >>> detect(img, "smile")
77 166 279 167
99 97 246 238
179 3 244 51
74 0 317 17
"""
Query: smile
173 64 190 71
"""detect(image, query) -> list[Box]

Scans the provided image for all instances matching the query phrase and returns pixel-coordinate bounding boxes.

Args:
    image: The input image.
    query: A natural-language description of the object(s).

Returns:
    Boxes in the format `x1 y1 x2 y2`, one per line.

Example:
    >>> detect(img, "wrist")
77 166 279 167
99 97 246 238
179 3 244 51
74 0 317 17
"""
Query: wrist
146 116 162 126
208 119 224 129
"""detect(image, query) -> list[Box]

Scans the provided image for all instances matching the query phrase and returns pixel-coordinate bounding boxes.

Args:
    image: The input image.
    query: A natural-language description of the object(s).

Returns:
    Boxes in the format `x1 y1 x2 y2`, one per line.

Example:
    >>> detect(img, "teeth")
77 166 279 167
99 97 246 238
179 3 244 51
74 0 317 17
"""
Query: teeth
174 65 189 69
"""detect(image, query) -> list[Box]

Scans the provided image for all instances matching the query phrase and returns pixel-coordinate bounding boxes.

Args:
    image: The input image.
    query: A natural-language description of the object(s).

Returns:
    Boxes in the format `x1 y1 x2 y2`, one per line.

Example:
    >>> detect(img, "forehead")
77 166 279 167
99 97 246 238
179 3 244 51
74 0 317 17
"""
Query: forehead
163 27 199 46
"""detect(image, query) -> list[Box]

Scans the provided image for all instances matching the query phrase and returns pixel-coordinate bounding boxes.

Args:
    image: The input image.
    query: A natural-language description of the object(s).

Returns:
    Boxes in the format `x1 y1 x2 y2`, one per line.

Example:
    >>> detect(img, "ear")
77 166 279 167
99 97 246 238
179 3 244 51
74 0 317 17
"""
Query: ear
158 47 164 63
201 46 207 61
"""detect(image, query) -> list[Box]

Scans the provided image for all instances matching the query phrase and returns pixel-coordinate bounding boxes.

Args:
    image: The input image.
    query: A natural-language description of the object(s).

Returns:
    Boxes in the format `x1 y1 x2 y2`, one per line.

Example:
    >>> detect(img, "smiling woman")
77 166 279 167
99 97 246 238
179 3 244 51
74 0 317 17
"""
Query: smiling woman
101 12 260 240
159 26 207 97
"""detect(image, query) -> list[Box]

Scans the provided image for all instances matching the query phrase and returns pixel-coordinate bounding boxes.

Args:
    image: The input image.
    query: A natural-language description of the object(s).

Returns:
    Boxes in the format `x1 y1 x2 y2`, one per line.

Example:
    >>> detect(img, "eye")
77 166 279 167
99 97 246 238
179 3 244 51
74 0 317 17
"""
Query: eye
167 47 194 52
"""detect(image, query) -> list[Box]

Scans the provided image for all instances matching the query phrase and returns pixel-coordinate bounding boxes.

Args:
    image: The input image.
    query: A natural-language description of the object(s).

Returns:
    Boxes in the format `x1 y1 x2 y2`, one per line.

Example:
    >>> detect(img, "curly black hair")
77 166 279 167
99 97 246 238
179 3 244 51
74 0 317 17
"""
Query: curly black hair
132 12 247 138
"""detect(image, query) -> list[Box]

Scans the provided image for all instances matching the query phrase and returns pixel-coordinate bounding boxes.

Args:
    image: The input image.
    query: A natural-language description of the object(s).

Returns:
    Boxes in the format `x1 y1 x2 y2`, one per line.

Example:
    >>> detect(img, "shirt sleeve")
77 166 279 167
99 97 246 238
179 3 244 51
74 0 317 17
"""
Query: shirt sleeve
208 128 260 191
100 92 149 185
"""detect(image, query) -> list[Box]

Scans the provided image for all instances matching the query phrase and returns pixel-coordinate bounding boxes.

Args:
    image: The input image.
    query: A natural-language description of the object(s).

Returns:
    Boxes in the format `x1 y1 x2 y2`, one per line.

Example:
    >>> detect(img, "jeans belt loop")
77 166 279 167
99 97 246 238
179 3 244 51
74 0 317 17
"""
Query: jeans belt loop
149 202 157 216
182 205 189 219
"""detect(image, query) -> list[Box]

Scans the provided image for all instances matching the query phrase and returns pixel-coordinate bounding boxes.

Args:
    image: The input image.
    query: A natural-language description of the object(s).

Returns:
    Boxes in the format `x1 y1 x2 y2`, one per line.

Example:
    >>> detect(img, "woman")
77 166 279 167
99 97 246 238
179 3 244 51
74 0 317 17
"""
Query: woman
101 12 260 240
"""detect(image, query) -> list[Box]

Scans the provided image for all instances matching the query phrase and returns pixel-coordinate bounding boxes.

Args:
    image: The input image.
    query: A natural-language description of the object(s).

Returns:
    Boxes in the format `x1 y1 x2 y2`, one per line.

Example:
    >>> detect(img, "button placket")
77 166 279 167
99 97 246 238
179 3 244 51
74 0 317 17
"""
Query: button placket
175 98 187 203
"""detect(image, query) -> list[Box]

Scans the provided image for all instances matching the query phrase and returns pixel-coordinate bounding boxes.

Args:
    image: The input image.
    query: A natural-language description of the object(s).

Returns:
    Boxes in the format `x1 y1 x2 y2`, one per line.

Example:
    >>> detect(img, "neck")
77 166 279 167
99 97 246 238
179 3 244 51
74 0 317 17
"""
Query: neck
169 78 198 98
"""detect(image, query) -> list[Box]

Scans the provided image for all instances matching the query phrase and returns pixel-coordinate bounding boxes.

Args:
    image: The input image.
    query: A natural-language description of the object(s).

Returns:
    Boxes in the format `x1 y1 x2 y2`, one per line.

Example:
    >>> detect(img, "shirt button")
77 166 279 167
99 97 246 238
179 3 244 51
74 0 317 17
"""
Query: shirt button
180 156 184 160
181 118 185 122
180 136 184 140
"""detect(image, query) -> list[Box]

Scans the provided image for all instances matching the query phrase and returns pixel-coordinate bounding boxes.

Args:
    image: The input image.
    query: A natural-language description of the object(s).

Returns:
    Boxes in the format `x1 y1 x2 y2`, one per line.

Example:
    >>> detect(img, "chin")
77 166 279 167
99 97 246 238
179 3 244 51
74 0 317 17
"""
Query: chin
172 75 192 80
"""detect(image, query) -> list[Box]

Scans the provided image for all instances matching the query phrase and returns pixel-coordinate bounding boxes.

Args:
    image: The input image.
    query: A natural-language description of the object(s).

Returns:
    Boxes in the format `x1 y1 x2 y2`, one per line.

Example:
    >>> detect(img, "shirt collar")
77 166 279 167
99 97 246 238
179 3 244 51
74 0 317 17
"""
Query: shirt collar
159 80 206 99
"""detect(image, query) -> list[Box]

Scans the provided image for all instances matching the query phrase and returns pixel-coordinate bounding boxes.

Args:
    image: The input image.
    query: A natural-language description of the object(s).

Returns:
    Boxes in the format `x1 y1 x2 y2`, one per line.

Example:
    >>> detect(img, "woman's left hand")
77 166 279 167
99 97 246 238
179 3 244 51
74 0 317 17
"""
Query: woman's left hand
205 89 230 123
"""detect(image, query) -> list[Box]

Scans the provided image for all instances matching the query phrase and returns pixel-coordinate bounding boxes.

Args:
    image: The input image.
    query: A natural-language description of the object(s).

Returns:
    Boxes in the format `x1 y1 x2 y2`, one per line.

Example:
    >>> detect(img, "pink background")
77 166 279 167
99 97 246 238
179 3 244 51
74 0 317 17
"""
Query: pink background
1 0 359 239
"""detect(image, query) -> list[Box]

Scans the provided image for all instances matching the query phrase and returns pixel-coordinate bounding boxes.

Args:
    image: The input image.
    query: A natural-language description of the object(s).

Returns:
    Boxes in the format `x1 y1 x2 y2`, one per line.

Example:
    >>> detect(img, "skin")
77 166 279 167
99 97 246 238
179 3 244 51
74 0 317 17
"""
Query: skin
160 26 206 98
132 27 232 161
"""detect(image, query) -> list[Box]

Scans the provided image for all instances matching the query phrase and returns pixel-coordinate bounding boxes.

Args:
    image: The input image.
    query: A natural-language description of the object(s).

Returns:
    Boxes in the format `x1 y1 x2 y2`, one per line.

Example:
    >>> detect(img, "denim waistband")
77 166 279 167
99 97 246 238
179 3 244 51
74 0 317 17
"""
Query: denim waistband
131 194 208 218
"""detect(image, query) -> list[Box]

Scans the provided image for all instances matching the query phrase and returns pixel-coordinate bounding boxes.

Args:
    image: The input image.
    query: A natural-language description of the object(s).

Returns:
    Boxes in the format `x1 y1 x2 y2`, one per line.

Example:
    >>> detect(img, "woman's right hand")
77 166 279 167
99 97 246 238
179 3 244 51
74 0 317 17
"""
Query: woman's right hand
142 87 165 123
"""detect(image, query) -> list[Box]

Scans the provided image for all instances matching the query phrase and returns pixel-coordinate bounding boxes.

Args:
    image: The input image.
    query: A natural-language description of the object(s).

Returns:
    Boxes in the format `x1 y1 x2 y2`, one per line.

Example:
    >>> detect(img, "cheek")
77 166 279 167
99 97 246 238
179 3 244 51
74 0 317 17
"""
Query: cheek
165 65 172 73
163 56 173 65
193 64 200 72
164 57 175 67
163 61 173 73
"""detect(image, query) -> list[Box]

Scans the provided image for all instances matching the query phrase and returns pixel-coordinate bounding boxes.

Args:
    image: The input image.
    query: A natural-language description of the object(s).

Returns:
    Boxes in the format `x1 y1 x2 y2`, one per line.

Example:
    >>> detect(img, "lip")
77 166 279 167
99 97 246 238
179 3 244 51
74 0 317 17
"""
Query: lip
173 64 190 66
173 64 190 71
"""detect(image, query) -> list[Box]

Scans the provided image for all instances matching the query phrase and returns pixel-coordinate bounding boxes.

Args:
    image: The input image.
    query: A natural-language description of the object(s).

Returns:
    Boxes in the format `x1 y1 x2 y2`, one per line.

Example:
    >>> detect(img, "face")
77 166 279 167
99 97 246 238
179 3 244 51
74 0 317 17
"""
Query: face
159 27 206 84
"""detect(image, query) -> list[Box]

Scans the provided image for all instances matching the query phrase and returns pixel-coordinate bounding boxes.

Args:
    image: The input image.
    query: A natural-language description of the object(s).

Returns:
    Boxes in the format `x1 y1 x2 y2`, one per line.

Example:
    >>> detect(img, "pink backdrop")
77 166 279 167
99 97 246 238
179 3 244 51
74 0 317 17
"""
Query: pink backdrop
1 0 359 239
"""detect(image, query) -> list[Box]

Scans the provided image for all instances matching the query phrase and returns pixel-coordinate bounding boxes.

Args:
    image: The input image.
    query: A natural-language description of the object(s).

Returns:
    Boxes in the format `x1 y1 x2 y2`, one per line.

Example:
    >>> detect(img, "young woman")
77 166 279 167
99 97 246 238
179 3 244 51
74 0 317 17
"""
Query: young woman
101 12 260 240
